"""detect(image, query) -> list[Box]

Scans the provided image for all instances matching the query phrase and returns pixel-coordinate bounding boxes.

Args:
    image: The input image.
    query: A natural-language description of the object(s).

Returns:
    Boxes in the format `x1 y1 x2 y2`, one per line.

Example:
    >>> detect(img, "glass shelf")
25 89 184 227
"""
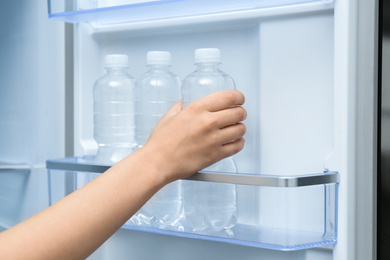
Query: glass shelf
46 156 339 251
0 161 29 171
48 0 334 25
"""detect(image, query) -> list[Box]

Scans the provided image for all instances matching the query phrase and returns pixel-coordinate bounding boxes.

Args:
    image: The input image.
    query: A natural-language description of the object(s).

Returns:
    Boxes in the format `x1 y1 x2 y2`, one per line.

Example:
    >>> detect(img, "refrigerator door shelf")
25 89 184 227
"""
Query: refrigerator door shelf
46 157 339 251
47 0 334 26
46 157 339 187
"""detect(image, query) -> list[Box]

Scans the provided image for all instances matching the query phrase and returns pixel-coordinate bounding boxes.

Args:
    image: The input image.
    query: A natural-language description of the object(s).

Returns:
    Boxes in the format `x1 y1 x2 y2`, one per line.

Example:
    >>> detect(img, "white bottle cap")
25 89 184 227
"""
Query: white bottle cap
194 48 221 64
147 51 171 65
105 54 129 68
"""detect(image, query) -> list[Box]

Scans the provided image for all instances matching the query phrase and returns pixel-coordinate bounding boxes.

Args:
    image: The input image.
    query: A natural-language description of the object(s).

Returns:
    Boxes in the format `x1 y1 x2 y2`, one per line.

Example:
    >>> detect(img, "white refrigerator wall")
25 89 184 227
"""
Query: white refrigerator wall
74 9 334 176
0 0 64 228
74 4 336 260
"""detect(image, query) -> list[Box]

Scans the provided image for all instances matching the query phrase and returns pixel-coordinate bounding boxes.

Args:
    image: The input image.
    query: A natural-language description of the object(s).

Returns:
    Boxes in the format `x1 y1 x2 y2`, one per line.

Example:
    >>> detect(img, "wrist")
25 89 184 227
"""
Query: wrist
121 146 171 190
136 143 178 186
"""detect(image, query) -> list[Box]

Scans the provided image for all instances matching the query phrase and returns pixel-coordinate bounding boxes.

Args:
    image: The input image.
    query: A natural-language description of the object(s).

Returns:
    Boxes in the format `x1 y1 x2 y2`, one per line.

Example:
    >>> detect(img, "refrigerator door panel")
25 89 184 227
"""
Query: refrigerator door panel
332 0 378 259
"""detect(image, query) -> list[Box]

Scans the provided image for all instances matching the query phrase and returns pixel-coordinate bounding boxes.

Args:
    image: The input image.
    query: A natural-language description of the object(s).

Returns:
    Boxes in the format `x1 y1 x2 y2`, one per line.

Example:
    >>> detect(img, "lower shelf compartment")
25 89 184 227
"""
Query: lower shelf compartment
46 156 338 251
122 223 336 251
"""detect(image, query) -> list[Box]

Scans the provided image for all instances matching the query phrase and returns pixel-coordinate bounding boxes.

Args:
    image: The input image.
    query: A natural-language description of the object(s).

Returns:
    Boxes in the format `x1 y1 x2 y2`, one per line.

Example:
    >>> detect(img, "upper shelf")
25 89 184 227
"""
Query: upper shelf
48 0 334 26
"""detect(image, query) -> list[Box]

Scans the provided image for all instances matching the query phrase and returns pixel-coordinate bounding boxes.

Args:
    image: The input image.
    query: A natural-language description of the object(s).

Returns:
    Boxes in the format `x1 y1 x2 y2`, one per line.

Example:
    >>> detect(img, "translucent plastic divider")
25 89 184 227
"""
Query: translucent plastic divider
47 0 334 25
46 157 339 251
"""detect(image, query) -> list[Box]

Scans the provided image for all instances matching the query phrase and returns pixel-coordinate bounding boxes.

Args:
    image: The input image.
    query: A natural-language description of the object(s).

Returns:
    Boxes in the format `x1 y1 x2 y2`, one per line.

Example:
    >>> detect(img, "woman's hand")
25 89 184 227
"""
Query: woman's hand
142 90 247 183
0 90 247 260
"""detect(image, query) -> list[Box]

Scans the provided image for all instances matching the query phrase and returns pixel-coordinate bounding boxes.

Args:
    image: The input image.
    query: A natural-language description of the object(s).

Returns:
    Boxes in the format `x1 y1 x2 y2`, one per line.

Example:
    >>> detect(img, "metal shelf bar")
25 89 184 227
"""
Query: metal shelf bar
46 158 339 187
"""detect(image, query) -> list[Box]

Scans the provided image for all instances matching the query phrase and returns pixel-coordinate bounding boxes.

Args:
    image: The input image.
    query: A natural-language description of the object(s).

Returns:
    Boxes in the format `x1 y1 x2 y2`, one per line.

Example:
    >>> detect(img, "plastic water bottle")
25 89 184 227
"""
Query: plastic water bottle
93 54 135 164
181 48 237 235
131 51 183 230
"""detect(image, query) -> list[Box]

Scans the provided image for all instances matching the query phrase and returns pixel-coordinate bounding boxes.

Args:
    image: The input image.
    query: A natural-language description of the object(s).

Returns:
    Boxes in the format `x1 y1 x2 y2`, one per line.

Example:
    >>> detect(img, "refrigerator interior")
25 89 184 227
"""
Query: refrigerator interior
47 0 342 259
0 0 378 259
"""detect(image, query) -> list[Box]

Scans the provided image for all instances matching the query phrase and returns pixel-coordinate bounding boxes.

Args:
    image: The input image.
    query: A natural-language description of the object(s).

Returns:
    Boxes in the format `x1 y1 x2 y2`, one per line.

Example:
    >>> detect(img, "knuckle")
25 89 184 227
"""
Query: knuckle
187 101 204 113
200 115 217 130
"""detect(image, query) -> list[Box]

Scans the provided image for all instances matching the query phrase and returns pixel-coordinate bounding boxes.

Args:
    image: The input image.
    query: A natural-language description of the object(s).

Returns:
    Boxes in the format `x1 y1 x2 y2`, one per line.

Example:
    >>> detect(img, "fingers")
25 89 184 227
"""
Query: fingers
217 123 247 145
196 90 245 112
220 137 246 158
213 106 247 128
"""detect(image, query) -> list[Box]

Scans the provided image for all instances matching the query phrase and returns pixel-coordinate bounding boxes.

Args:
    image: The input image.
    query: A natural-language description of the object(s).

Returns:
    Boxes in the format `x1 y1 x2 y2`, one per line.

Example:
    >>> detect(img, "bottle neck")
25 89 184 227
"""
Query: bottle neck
195 62 220 71
106 67 128 74
147 64 171 72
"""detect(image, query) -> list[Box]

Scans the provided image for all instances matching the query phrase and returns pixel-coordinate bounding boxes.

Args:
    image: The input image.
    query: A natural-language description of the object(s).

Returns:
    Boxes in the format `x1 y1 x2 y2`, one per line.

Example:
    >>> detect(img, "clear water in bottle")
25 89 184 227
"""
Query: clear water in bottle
93 54 136 164
131 51 183 230
181 48 237 235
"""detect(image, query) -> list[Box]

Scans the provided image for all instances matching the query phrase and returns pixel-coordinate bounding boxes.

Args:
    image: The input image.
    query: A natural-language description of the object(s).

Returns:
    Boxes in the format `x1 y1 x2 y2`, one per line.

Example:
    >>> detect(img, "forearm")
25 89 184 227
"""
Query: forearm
0 148 167 260
0 91 246 260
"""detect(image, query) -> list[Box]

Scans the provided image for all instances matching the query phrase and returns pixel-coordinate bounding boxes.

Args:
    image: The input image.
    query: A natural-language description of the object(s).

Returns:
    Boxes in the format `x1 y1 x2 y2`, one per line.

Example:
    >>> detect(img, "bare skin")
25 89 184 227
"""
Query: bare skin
0 90 246 260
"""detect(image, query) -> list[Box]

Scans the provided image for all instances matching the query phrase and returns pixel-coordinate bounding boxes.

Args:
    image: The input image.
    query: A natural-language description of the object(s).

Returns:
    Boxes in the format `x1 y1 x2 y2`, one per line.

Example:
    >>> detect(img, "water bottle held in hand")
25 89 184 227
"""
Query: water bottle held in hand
181 48 237 235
